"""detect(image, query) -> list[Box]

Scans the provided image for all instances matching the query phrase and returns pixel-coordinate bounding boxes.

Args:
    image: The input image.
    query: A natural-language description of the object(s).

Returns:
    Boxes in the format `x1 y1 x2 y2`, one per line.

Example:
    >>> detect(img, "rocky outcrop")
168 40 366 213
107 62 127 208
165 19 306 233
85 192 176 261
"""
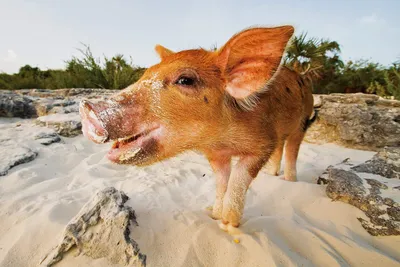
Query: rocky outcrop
40 187 146 267
318 148 400 236
0 91 37 118
36 113 82 137
1 89 121 139
352 147 400 179
0 139 38 176
305 93 400 150
0 121 63 175
15 88 118 98
0 89 118 119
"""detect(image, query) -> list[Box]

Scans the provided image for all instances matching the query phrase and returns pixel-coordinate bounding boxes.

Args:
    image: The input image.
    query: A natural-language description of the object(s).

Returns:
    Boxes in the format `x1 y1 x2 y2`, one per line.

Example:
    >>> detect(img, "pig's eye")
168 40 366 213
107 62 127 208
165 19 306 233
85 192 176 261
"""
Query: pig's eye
175 76 195 86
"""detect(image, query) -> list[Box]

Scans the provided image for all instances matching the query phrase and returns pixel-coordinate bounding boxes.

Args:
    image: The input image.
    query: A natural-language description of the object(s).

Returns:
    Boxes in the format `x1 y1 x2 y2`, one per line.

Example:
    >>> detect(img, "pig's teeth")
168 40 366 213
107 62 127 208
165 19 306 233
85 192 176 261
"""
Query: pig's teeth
119 148 141 161
118 135 135 142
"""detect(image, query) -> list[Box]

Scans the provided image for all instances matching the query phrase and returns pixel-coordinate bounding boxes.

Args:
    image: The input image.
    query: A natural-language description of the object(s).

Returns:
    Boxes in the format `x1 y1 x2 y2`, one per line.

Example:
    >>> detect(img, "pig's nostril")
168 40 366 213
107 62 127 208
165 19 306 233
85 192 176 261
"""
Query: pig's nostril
95 129 103 136
79 99 109 144
79 100 94 114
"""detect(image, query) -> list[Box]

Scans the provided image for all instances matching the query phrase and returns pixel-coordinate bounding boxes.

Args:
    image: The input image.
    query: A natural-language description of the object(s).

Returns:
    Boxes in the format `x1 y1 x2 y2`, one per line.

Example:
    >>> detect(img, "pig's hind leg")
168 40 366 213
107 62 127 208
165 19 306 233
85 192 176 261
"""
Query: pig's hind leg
265 140 284 176
283 129 305 182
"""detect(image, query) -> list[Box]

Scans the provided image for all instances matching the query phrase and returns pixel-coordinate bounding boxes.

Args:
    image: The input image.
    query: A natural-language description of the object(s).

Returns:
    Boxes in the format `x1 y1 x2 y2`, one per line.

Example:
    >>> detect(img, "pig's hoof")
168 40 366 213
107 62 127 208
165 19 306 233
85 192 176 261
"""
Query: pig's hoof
218 222 242 235
205 206 222 220
266 169 279 176
280 176 297 182
221 210 241 228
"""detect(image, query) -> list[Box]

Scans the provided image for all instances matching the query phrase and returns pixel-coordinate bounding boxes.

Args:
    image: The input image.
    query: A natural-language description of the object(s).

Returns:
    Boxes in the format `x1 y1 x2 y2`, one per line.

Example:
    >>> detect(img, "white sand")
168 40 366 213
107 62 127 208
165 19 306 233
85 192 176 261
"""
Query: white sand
0 119 399 267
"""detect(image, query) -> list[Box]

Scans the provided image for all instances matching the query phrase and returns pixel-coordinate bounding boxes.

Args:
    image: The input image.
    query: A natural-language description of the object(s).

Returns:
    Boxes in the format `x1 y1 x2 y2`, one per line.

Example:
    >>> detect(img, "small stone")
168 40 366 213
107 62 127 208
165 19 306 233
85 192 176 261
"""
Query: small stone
0 141 38 176
36 113 82 137
34 131 61 145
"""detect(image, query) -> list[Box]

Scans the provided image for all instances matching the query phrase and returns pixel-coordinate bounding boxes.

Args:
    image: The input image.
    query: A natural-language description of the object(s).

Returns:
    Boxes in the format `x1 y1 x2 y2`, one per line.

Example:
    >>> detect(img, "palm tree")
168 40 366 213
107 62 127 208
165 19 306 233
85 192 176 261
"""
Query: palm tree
284 33 343 80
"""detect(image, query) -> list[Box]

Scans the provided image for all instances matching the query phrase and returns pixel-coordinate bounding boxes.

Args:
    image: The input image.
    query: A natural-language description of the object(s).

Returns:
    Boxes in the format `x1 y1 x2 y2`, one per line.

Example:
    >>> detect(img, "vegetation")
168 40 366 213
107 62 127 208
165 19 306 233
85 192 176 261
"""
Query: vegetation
0 45 145 90
0 37 399 100
283 33 400 99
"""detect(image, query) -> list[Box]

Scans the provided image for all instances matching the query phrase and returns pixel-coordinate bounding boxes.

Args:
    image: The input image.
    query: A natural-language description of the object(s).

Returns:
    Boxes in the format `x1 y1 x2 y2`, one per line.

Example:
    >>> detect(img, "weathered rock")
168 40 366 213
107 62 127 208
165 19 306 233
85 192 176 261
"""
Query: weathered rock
305 93 400 150
27 89 63 99
313 94 323 108
2 89 118 120
34 98 79 116
352 147 400 179
34 130 62 145
318 152 400 236
40 187 146 267
36 113 82 137
0 91 37 118
21 88 118 98
0 140 38 176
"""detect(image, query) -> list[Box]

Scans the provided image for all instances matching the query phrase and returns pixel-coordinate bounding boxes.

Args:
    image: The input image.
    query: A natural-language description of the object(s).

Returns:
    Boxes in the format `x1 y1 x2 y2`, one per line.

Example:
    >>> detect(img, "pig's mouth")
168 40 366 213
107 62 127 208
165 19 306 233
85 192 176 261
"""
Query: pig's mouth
79 99 162 165
107 126 161 165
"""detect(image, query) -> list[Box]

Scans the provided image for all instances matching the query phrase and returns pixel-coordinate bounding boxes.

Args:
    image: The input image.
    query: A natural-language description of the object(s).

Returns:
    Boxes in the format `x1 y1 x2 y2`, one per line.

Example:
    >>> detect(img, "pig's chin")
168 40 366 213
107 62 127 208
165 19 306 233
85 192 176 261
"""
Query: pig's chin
107 127 161 165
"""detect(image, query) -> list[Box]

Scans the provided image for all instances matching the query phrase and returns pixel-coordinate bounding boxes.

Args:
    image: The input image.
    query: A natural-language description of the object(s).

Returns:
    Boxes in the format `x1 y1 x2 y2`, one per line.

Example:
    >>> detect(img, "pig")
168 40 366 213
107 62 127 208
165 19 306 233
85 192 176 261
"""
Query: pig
79 25 314 229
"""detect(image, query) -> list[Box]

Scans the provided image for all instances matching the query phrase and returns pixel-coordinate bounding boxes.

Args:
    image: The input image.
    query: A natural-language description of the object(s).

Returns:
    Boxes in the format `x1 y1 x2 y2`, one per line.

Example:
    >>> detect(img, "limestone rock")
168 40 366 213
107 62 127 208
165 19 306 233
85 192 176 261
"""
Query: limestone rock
40 187 146 267
313 94 323 108
0 91 37 118
305 93 400 150
0 140 38 176
36 113 82 137
2 89 117 119
318 152 400 236
33 130 62 145
351 147 400 179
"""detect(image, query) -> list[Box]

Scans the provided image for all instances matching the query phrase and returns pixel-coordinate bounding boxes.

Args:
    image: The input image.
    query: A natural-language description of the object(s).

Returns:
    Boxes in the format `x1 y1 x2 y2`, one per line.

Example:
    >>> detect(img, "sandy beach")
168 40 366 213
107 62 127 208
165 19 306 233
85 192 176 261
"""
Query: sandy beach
0 118 399 267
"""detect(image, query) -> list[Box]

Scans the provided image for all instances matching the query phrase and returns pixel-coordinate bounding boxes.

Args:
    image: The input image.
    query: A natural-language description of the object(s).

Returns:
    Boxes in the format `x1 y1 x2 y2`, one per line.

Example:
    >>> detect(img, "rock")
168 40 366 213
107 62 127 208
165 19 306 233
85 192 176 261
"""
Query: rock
0 140 38 176
313 94 323 108
351 147 400 179
2 89 118 119
27 89 62 98
0 91 37 118
34 130 62 145
325 168 399 236
40 187 146 267
36 113 82 137
318 151 400 236
34 98 79 116
305 93 400 150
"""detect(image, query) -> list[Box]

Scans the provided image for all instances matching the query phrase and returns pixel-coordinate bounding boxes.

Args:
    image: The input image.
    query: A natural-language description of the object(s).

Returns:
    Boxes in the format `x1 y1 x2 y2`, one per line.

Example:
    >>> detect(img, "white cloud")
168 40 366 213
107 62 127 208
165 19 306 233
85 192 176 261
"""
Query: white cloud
4 49 17 62
359 14 386 27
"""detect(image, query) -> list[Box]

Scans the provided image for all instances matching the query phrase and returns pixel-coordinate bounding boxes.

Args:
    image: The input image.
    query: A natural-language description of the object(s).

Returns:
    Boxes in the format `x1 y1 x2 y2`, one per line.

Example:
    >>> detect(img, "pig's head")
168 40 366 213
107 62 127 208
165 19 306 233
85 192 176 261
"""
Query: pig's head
79 26 294 166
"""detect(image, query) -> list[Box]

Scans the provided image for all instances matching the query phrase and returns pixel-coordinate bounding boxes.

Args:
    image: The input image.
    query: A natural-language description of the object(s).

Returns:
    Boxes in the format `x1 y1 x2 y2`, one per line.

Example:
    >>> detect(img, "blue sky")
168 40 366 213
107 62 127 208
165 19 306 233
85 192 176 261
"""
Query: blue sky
0 0 399 73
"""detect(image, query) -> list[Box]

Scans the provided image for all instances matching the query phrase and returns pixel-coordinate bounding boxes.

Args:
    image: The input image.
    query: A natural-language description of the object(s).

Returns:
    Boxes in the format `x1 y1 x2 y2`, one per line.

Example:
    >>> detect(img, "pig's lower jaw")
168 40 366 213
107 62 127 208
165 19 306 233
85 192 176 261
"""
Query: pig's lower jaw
107 127 162 165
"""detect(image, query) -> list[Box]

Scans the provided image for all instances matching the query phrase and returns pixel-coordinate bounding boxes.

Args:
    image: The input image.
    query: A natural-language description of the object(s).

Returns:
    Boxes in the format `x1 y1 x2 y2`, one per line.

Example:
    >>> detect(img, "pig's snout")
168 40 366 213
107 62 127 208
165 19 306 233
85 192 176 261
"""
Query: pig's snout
79 100 109 144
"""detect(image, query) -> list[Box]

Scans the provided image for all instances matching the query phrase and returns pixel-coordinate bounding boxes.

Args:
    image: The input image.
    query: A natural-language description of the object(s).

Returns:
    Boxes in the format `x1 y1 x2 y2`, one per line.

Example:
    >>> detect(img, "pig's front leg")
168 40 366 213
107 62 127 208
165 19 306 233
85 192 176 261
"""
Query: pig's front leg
221 156 265 227
207 155 231 220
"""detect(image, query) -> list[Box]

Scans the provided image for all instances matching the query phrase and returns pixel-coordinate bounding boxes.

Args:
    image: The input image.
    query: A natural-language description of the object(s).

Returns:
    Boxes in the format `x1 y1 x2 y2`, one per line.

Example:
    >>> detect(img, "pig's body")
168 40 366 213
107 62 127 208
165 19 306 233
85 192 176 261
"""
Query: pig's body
80 26 314 229
200 66 313 157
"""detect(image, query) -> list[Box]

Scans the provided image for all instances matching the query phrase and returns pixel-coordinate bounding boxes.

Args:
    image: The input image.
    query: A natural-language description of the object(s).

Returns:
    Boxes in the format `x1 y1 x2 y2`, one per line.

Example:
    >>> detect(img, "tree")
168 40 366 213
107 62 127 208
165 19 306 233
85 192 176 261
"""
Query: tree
284 33 343 81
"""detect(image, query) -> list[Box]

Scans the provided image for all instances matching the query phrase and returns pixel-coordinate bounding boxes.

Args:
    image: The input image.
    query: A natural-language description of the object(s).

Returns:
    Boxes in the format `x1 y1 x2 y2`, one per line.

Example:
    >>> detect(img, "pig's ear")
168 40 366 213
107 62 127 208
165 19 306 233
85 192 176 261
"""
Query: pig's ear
155 44 174 60
218 26 294 99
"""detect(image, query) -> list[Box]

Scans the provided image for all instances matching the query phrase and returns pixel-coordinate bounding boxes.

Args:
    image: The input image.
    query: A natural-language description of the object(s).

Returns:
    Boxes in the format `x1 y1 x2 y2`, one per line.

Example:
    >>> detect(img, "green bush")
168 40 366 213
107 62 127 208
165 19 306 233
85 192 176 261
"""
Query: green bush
0 45 145 90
